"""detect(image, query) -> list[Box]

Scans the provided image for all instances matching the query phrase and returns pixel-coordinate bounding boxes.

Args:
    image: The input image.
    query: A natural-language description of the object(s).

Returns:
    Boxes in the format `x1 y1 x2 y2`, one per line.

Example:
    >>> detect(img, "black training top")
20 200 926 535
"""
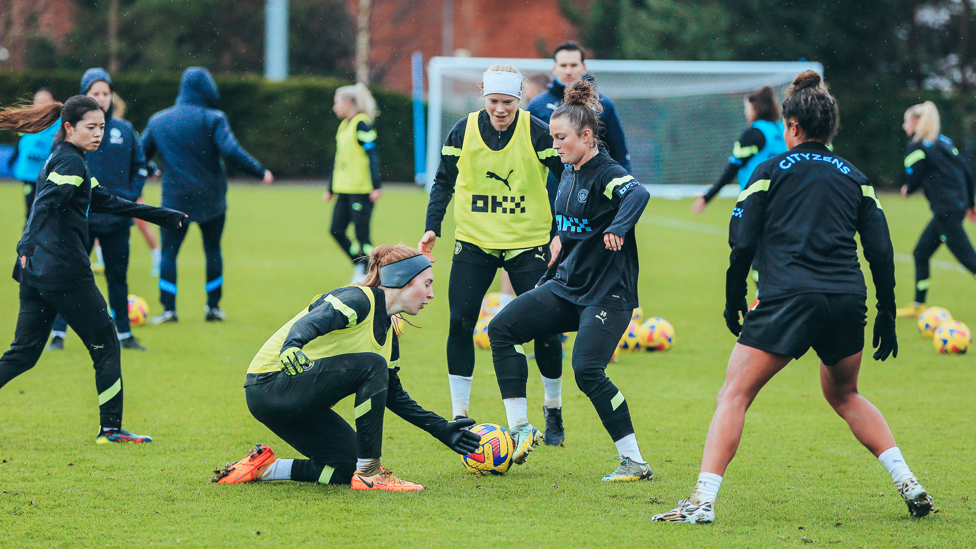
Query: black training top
281 286 450 435
425 109 565 237
727 141 896 314
904 135 976 215
14 140 185 291
541 149 649 310
702 127 766 203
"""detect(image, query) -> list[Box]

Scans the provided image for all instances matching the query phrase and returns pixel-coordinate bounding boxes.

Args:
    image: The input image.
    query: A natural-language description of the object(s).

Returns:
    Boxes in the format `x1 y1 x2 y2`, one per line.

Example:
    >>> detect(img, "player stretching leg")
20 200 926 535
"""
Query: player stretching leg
419 65 565 446
895 101 976 317
212 246 479 491
489 80 653 480
653 72 933 523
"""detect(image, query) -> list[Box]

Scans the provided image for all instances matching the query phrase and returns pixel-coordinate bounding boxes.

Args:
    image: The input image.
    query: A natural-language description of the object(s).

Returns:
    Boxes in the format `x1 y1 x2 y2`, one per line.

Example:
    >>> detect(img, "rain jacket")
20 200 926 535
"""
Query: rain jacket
141 67 265 223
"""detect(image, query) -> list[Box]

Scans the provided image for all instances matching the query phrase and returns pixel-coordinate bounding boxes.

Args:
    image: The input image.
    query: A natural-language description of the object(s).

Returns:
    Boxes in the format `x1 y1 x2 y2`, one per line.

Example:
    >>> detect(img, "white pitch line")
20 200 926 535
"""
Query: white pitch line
639 213 971 274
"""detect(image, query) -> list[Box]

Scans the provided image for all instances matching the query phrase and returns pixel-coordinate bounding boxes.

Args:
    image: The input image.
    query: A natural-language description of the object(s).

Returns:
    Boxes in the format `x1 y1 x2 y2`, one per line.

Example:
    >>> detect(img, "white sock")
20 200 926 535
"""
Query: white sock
503 397 529 431
614 433 645 464
117 332 131 340
260 458 293 481
878 447 913 484
448 375 473 418
52 331 66 339
356 458 381 476
541 375 562 409
692 472 723 503
151 247 161 261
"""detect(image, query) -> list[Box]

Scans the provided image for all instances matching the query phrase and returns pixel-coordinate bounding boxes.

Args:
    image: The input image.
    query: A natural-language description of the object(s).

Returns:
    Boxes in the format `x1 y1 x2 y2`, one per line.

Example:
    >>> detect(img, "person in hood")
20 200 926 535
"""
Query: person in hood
0 96 186 444
9 88 58 221
48 68 151 352
141 67 274 324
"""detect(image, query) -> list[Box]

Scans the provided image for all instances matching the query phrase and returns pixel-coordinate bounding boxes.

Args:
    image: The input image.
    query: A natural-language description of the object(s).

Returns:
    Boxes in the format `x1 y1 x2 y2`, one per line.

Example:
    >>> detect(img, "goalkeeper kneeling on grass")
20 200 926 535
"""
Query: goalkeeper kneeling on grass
212 245 480 492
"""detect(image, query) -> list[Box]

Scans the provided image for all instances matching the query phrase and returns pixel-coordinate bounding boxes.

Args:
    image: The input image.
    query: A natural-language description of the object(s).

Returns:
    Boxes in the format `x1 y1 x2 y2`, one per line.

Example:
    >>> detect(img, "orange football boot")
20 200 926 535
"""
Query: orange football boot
212 443 276 484
350 467 425 492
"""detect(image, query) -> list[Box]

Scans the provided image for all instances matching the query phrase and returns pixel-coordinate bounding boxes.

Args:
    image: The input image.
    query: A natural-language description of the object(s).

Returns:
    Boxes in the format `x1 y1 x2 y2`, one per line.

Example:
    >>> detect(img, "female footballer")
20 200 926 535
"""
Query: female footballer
0 96 186 443
418 65 567 445
49 68 151 351
692 86 787 214
324 83 382 283
653 72 933 523
212 245 479 491
487 79 652 480
895 101 976 317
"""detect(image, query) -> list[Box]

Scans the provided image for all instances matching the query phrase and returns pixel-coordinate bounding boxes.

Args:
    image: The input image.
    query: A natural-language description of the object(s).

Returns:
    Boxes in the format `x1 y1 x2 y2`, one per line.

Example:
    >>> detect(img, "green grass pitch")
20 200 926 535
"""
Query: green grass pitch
0 182 973 548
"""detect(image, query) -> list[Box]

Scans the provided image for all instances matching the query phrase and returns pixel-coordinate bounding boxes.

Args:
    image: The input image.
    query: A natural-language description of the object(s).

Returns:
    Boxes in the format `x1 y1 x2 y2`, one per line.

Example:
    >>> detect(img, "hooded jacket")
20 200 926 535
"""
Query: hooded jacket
80 68 150 233
141 67 265 223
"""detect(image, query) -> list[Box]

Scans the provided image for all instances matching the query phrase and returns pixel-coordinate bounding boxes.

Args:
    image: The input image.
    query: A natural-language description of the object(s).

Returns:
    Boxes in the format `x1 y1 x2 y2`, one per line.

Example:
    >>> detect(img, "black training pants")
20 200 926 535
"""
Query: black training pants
0 282 123 428
913 209 976 303
52 226 132 335
488 284 636 442
447 259 562 380
244 352 389 485
330 193 373 265
159 214 225 311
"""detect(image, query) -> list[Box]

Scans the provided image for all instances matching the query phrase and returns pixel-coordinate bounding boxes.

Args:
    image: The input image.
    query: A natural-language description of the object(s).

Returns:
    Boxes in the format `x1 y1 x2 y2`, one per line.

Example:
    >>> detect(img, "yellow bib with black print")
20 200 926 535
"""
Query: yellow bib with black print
451 109 551 249
332 112 374 194
247 286 391 374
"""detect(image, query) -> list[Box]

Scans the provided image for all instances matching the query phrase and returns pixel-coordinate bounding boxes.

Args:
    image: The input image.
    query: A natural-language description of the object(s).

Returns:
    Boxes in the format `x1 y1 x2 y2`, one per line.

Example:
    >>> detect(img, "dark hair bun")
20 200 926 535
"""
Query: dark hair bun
792 70 822 90
563 79 603 113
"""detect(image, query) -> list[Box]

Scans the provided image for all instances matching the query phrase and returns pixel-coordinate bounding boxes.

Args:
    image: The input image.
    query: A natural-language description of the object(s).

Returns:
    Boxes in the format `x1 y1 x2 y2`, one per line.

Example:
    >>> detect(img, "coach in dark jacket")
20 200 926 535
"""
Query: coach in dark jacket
50 68 150 351
141 67 273 324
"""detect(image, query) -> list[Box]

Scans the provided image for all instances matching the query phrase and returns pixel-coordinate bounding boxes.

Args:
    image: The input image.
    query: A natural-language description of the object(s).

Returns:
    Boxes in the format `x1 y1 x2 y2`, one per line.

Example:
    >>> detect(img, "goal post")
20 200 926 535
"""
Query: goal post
425 57 823 196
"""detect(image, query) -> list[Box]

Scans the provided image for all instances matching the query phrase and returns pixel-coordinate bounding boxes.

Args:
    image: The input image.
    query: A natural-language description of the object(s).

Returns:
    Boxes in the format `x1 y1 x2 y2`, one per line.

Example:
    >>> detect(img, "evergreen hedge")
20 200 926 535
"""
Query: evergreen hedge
0 71 415 181
3 70 975 188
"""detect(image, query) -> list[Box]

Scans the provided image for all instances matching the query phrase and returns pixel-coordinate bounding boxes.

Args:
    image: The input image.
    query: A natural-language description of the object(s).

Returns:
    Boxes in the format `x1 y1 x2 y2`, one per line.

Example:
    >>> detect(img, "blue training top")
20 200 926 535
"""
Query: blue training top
737 120 787 190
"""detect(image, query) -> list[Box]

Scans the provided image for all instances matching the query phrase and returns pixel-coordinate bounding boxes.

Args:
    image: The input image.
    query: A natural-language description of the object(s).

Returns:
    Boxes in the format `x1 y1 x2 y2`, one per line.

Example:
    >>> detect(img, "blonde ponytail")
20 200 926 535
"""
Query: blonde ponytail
337 82 379 121
907 101 940 143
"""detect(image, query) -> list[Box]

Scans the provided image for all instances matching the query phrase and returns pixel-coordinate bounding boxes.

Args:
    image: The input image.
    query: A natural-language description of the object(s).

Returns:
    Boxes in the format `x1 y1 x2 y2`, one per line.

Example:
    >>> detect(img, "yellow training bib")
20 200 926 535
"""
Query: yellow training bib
452 109 551 249
247 286 391 374
332 112 374 194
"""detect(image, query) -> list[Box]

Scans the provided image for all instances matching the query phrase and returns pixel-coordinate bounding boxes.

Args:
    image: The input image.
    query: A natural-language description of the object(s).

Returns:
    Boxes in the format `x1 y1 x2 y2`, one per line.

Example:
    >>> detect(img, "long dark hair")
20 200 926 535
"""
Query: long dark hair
0 95 102 141
748 86 780 122
782 71 838 143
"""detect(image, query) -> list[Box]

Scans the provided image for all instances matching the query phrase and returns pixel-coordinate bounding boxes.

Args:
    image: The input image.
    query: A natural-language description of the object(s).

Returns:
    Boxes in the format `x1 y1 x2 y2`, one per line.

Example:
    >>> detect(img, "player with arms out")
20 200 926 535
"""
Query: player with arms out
488 79 653 480
324 83 383 283
419 65 566 447
653 72 933 524
692 86 787 214
895 101 976 317
0 96 186 444
212 245 480 491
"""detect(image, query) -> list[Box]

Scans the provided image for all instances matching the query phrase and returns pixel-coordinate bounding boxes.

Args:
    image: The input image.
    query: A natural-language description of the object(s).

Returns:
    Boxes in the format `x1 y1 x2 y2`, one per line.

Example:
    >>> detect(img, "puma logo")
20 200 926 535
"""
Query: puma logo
547 102 558 111
535 253 546 261
486 170 514 191
595 311 608 324
91 344 105 350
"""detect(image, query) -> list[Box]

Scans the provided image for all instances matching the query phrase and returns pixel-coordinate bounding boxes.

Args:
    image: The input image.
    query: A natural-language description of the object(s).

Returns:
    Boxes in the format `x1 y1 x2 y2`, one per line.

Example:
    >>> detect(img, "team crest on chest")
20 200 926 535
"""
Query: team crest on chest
110 128 123 145
578 189 589 203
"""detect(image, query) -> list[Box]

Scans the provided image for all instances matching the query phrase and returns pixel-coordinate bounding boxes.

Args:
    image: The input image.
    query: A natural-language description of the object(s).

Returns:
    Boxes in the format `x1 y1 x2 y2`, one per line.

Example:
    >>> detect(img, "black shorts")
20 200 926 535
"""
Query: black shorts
738 293 866 366
451 239 550 273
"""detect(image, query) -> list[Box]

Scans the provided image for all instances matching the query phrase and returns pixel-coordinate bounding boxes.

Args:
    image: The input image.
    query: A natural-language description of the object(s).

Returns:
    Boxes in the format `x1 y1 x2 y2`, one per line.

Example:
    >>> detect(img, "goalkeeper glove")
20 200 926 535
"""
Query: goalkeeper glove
434 418 481 455
280 347 312 375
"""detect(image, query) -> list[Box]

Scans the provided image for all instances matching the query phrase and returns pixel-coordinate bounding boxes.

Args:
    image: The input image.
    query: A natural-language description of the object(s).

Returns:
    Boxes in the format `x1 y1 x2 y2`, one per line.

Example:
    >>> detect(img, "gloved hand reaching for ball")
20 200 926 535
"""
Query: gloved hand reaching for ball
434 417 481 455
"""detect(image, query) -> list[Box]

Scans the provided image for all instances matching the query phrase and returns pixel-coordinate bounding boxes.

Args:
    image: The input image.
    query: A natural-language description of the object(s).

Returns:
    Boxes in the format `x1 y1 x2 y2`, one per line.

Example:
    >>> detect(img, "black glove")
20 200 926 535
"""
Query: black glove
434 418 481 455
872 309 898 361
279 347 312 375
723 298 749 337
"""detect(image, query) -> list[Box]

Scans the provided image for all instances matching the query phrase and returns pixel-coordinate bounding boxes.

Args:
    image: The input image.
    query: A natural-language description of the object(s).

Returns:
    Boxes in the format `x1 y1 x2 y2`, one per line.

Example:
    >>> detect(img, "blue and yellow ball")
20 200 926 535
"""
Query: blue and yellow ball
461 423 514 475
933 320 971 354
642 317 675 352
918 307 952 339
127 294 149 327
618 320 649 352
473 315 493 350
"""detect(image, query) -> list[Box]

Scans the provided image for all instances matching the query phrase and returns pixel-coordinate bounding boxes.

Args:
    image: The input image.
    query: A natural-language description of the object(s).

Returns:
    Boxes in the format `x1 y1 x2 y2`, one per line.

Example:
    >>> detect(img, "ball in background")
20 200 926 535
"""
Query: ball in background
918 306 952 339
461 423 514 475
473 315 493 350
933 320 971 354
480 292 503 317
618 320 649 352
127 294 150 327
642 317 675 351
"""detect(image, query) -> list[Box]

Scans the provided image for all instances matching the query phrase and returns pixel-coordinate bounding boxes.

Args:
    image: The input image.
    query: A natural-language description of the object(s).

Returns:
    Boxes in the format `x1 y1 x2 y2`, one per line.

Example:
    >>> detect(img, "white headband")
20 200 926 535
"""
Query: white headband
482 71 523 99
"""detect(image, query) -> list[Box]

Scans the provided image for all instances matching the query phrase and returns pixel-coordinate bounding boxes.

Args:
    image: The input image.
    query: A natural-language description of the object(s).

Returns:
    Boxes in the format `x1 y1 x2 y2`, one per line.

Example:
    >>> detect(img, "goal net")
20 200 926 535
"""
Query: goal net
425 57 823 196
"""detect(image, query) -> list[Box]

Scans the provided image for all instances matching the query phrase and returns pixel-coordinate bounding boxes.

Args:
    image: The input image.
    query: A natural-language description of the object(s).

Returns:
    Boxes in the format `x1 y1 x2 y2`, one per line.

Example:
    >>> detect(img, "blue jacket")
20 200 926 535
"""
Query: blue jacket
527 77 631 172
80 68 149 233
141 67 264 223
12 120 59 183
